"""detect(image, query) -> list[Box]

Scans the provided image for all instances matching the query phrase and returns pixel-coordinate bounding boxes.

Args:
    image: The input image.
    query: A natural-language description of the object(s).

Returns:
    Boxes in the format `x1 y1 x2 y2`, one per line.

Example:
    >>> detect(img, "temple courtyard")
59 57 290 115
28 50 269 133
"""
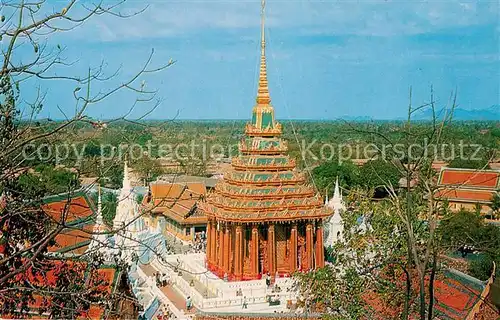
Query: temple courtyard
134 253 299 319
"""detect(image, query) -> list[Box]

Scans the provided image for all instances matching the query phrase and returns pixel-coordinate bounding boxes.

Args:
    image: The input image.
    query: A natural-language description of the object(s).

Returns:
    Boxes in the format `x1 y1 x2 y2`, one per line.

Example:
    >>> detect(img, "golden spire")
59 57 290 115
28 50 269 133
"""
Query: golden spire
256 0 271 105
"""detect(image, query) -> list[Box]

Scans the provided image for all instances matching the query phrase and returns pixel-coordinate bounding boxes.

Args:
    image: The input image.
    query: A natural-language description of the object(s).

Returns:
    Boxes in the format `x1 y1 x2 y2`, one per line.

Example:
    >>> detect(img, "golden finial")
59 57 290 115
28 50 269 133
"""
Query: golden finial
256 0 271 105
261 0 265 56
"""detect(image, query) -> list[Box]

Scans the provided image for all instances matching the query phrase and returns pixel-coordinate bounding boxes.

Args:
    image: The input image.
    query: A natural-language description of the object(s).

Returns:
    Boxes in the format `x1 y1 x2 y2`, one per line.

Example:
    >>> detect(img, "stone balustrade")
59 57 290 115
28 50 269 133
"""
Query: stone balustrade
148 255 297 311
135 265 187 319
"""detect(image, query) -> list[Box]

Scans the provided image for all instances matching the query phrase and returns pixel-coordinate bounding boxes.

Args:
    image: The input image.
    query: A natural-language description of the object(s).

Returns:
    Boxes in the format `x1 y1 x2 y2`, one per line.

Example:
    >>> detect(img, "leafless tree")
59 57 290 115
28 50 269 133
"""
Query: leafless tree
0 0 174 317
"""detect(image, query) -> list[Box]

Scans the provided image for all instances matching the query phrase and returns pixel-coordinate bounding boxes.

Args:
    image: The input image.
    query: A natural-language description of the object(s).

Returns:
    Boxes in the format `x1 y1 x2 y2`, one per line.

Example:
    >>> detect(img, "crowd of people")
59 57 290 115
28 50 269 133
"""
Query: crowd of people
154 272 171 287
189 231 206 253
156 305 175 320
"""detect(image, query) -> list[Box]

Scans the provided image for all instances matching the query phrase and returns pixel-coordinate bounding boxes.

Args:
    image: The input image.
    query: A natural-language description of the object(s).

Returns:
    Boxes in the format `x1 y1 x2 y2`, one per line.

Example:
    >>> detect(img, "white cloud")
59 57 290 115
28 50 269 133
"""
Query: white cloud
58 0 499 42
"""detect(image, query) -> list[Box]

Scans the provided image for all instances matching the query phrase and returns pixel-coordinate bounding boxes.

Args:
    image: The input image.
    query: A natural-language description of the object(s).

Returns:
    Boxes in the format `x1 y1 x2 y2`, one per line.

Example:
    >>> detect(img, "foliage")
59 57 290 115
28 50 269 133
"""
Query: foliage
438 209 484 247
448 157 490 170
136 194 144 204
133 156 164 183
438 209 500 250
91 191 118 226
468 254 494 281
359 159 402 195
294 266 366 319
0 0 168 316
490 193 500 218
312 159 360 194
438 209 500 279
23 164 81 194
106 164 124 189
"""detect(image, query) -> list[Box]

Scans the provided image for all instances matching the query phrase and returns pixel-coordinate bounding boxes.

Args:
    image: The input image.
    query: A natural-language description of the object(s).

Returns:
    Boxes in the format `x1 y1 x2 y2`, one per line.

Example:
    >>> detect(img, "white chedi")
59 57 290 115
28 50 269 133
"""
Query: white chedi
112 161 166 265
87 185 109 255
324 177 346 247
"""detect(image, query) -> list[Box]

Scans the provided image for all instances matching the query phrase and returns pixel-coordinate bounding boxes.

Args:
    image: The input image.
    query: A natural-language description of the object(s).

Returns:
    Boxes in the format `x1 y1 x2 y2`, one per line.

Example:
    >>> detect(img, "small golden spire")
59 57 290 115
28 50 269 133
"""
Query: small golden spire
261 0 265 57
256 0 271 105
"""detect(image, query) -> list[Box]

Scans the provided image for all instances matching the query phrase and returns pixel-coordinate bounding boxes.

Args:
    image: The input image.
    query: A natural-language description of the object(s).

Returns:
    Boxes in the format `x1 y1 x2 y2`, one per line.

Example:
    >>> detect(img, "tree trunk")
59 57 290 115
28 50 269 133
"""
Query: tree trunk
427 250 437 320
419 273 426 320
402 264 411 320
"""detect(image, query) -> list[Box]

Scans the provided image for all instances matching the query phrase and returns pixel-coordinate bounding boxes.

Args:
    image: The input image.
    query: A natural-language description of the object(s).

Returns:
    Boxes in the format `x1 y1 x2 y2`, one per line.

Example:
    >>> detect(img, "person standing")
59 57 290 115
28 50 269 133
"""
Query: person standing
266 272 271 288
186 296 192 311
242 296 248 309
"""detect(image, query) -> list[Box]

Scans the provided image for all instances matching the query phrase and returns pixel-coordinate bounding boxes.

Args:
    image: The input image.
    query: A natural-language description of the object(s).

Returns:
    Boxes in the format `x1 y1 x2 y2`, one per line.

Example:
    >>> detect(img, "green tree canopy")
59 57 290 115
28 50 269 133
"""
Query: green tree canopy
91 191 118 226
448 157 490 170
359 159 402 194
312 159 360 196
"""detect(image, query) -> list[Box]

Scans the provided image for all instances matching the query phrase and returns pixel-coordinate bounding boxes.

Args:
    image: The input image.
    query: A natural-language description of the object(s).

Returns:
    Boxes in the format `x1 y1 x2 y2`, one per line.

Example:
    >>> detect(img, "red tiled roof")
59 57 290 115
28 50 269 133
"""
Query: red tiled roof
146 183 207 225
435 188 496 203
42 195 103 253
42 196 94 224
439 169 500 189
361 265 482 320
48 230 91 252
23 261 118 319
150 182 206 201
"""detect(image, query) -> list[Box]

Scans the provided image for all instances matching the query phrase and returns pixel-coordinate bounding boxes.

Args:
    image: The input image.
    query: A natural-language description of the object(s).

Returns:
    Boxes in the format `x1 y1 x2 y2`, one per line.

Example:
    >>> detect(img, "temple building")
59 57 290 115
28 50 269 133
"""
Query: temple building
199 0 332 281
142 181 207 242
434 167 500 216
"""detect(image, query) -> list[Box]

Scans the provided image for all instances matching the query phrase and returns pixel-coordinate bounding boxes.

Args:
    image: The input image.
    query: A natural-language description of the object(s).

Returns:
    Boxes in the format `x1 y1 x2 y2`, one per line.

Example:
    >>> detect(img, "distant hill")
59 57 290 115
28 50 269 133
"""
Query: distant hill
413 105 499 121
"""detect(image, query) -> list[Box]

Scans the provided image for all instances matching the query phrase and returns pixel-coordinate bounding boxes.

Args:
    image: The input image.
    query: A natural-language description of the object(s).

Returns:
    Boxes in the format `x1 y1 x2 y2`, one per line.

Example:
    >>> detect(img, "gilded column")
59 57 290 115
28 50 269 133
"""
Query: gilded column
289 224 298 273
223 225 230 273
206 220 212 263
305 223 314 271
251 225 259 277
315 223 325 268
234 225 243 280
268 224 276 276
218 227 224 271
211 221 217 264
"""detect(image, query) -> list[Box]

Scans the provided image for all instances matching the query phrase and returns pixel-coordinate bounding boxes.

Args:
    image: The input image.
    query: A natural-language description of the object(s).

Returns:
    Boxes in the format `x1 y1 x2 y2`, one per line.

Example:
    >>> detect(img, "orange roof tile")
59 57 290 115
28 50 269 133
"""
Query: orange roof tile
439 169 500 189
42 196 93 224
151 183 185 200
435 188 496 203
150 182 205 200
48 229 91 252
146 182 207 225
185 182 207 195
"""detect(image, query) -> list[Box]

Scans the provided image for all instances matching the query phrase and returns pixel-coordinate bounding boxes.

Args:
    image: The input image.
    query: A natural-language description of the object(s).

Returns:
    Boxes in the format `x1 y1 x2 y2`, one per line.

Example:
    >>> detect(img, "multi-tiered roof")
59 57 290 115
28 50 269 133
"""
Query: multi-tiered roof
201 1 330 224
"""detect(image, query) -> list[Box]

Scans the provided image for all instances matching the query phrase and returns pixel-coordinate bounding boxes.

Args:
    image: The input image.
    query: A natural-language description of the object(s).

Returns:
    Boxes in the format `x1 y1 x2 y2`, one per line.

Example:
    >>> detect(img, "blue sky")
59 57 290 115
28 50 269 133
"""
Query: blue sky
16 0 500 120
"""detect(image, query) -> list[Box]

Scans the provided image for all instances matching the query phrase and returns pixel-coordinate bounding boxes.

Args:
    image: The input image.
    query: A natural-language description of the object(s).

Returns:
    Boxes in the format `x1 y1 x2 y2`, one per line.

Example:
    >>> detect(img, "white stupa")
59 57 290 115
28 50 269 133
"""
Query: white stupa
87 185 109 255
114 160 135 241
324 177 346 247
112 160 166 264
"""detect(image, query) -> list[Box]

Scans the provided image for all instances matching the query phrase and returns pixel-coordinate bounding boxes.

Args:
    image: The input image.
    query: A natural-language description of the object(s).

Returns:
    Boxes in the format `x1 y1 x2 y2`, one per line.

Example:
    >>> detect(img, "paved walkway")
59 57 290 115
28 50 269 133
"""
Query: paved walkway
159 285 197 315
140 264 196 316
177 269 217 299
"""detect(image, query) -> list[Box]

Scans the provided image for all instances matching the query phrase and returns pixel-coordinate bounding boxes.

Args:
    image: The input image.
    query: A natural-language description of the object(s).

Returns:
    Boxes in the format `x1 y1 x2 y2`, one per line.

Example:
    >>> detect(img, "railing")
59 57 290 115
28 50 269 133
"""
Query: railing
196 310 322 319
207 195 324 211
245 123 282 136
231 158 296 170
148 256 297 311
466 261 496 320
213 185 316 202
135 265 186 319
239 141 288 154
